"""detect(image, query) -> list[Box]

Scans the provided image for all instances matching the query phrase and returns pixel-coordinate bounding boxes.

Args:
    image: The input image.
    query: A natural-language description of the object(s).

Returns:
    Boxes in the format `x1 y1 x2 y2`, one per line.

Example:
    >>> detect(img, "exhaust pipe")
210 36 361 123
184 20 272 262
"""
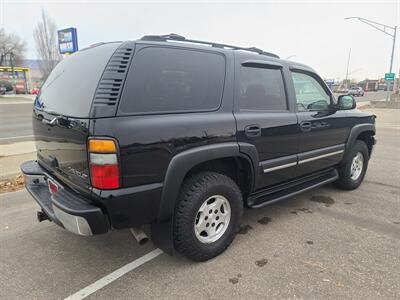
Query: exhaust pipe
37 210 50 222
130 227 149 245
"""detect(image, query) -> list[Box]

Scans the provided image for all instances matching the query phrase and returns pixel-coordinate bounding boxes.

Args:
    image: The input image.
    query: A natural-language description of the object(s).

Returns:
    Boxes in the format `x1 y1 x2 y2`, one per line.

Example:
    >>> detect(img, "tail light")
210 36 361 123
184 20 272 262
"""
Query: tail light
88 139 120 189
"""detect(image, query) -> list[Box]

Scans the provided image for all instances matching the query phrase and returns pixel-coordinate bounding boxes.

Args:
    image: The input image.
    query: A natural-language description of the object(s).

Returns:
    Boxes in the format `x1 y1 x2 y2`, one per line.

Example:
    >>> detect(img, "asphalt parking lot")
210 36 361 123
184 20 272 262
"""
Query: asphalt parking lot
1 108 399 299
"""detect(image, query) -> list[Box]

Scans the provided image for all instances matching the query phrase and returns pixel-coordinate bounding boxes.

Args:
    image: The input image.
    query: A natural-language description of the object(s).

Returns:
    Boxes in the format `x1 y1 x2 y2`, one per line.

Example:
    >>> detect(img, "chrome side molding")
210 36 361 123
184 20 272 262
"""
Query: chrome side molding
298 150 344 164
263 162 297 173
262 146 345 173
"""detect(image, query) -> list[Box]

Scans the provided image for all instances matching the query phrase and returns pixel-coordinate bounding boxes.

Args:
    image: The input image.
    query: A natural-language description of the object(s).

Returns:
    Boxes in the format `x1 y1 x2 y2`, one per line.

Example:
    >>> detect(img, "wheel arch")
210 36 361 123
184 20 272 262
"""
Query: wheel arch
355 130 375 155
157 142 256 223
150 142 256 254
345 124 375 156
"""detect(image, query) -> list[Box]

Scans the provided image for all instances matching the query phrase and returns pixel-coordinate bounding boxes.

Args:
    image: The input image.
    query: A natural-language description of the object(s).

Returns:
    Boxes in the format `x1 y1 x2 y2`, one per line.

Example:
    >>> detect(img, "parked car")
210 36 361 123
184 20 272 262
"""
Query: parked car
0 86 6 95
21 34 376 261
0 81 13 93
348 86 365 96
15 84 27 94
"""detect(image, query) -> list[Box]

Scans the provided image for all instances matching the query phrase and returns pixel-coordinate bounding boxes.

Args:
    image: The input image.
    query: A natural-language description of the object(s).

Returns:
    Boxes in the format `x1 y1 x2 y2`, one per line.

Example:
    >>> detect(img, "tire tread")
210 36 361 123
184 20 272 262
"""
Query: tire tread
173 171 242 261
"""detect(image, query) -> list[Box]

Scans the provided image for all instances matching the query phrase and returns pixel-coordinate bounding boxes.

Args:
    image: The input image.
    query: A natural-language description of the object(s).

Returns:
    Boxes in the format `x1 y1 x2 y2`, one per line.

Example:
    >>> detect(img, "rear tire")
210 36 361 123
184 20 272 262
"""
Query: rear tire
335 140 369 190
173 171 243 261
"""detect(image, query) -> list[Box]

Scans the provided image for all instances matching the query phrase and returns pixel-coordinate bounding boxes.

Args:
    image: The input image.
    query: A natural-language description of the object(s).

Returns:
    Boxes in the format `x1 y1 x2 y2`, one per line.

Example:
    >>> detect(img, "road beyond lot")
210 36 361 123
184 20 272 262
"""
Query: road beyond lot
0 91 390 143
0 108 399 299
0 102 34 143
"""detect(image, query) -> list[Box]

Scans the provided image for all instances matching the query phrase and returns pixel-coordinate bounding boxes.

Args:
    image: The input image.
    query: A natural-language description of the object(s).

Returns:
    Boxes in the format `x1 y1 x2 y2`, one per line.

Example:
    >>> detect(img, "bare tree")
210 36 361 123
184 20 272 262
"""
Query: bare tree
0 28 26 66
33 10 61 80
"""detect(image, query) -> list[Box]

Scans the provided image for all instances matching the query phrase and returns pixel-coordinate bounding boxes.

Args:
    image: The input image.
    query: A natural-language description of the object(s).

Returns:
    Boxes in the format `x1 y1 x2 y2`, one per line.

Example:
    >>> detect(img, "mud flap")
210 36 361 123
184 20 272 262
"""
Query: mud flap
151 219 174 255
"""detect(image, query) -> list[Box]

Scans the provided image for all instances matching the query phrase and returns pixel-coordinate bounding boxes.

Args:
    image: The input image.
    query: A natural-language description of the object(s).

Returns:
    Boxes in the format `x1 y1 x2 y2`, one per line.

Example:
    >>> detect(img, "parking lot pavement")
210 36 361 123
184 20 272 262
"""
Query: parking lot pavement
1 109 399 299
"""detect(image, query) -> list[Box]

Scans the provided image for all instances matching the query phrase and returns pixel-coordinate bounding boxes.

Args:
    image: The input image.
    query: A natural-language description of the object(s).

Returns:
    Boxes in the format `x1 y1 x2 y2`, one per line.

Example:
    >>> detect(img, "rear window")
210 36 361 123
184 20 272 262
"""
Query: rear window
36 42 121 118
118 47 225 114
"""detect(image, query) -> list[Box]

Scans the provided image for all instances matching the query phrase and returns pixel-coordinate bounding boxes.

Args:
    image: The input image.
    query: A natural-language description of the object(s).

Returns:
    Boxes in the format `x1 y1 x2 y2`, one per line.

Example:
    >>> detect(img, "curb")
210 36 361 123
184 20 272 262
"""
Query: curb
356 101 371 110
0 142 36 156
357 103 371 110
0 171 22 181
0 101 34 105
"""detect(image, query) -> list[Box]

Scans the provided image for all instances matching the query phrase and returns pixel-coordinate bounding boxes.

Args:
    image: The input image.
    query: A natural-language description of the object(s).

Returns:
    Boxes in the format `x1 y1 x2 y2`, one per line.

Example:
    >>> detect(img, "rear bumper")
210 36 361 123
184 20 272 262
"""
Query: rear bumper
21 160 109 236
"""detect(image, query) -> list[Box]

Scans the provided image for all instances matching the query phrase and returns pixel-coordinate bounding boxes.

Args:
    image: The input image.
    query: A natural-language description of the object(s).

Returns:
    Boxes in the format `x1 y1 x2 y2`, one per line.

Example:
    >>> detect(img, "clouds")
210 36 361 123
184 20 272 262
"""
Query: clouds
1 0 398 80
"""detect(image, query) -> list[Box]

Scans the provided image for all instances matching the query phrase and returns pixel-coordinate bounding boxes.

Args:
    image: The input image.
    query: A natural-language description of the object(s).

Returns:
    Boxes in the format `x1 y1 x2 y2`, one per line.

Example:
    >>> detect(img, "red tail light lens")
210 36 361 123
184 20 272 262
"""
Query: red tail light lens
88 139 120 190
90 164 119 189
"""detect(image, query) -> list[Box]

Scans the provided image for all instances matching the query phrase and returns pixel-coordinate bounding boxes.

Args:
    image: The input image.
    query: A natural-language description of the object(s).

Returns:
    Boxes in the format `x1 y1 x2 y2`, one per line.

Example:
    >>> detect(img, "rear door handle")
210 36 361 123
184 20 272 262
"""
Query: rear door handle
244 125 261 137
300 121 312 132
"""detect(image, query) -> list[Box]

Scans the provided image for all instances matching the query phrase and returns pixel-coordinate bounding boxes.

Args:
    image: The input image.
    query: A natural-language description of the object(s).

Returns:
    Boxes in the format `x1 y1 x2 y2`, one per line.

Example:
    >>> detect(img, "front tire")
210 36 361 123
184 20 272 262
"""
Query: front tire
335 140 369 190
173 171 243 261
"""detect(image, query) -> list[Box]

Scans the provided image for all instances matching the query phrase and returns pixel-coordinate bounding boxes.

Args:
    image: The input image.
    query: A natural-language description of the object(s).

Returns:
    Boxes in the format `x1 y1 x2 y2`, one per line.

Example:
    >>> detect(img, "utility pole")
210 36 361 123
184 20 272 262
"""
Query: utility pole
345 48 351 91
345 17 397 102
9 52 16 93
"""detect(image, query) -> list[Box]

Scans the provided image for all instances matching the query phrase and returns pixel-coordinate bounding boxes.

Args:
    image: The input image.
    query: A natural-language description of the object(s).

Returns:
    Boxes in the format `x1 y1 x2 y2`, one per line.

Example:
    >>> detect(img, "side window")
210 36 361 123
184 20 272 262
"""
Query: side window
119 47 225 114
239 66 287 111
291 72 331 112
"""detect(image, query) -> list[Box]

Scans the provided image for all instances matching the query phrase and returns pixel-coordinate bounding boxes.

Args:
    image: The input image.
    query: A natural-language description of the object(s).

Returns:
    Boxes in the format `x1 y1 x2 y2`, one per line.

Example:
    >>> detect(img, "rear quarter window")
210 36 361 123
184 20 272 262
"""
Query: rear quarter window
118 47 225 114
37 42 121 118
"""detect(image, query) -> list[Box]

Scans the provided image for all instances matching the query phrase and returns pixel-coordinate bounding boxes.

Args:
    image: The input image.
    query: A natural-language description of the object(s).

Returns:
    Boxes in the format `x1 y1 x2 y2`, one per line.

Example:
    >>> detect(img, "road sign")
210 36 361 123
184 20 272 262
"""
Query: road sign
324 79 335 91
324 79 335 84
58 28 78 54
384 73 395 81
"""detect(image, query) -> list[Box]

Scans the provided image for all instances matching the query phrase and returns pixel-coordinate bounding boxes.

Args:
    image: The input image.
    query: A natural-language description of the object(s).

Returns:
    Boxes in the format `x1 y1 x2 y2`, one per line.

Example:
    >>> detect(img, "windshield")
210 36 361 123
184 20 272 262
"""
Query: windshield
36 42 121 118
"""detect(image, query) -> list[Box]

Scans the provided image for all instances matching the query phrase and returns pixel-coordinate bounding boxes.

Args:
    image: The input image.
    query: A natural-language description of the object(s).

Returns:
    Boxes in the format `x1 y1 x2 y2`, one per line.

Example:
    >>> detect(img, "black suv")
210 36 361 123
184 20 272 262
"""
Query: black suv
21 34 376 261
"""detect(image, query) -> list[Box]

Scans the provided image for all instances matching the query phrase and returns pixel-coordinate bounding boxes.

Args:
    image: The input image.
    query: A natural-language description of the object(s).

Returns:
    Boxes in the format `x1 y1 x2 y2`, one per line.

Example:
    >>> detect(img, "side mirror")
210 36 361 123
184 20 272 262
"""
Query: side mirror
337 95 356 110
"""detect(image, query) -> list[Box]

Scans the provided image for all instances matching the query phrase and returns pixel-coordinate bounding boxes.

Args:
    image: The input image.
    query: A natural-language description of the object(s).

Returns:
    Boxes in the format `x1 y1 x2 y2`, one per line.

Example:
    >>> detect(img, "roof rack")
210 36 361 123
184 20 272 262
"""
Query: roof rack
140 34 280 59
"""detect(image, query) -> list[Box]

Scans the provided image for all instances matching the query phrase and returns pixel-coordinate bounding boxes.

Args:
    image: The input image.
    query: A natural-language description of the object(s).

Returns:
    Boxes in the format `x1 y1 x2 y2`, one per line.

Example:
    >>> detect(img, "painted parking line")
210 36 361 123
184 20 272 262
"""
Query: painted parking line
64 248 163 300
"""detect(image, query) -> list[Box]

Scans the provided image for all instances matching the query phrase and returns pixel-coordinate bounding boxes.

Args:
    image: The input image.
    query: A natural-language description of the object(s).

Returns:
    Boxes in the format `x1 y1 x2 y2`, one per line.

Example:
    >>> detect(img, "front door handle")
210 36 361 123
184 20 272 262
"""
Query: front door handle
245 125 261 137
300 121 312 132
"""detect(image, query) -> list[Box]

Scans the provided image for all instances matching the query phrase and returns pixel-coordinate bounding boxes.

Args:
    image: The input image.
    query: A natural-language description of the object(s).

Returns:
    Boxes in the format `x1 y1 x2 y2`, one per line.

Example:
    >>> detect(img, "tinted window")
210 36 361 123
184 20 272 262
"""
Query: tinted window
37 42 121 117
291 72 331 111
119 47 225 114
238 66 287 111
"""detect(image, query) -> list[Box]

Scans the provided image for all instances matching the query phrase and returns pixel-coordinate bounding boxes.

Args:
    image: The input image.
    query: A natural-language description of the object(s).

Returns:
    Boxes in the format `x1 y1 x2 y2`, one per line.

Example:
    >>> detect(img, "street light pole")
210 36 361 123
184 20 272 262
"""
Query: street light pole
345 17 397 101
389 26 397 95
389 26 397 73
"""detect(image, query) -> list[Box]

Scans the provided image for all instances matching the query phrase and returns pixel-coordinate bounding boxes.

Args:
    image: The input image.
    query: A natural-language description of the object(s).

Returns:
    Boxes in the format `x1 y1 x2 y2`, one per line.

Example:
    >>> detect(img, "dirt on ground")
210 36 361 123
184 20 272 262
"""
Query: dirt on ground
0 174 24 194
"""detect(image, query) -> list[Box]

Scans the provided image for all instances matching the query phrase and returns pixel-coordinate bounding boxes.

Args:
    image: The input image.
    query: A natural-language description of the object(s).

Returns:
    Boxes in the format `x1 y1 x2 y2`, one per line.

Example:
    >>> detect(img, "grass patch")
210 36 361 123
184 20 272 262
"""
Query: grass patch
0 174 24 194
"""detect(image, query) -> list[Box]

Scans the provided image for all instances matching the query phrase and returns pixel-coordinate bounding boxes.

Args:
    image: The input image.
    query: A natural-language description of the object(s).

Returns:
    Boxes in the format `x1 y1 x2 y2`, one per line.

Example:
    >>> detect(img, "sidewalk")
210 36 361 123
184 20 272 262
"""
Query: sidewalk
0 94 35 104
0 140 36 179
0 152 36 180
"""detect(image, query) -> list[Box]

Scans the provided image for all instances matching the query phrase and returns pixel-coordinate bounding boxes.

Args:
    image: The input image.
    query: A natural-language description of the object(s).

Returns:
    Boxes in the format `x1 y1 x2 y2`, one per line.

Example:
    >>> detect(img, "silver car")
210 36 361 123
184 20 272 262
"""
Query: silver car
0 86 6 95
348 87 364 97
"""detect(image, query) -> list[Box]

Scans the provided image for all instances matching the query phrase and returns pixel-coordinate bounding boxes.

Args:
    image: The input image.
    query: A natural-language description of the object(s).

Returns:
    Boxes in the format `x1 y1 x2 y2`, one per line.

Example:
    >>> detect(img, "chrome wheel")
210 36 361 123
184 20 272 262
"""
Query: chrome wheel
350 152 364 181
194 195 231 244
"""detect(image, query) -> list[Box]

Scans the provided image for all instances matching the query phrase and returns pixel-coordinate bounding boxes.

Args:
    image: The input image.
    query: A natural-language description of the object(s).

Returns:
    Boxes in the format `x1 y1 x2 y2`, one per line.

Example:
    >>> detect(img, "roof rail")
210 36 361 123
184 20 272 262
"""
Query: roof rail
140 34 280 59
